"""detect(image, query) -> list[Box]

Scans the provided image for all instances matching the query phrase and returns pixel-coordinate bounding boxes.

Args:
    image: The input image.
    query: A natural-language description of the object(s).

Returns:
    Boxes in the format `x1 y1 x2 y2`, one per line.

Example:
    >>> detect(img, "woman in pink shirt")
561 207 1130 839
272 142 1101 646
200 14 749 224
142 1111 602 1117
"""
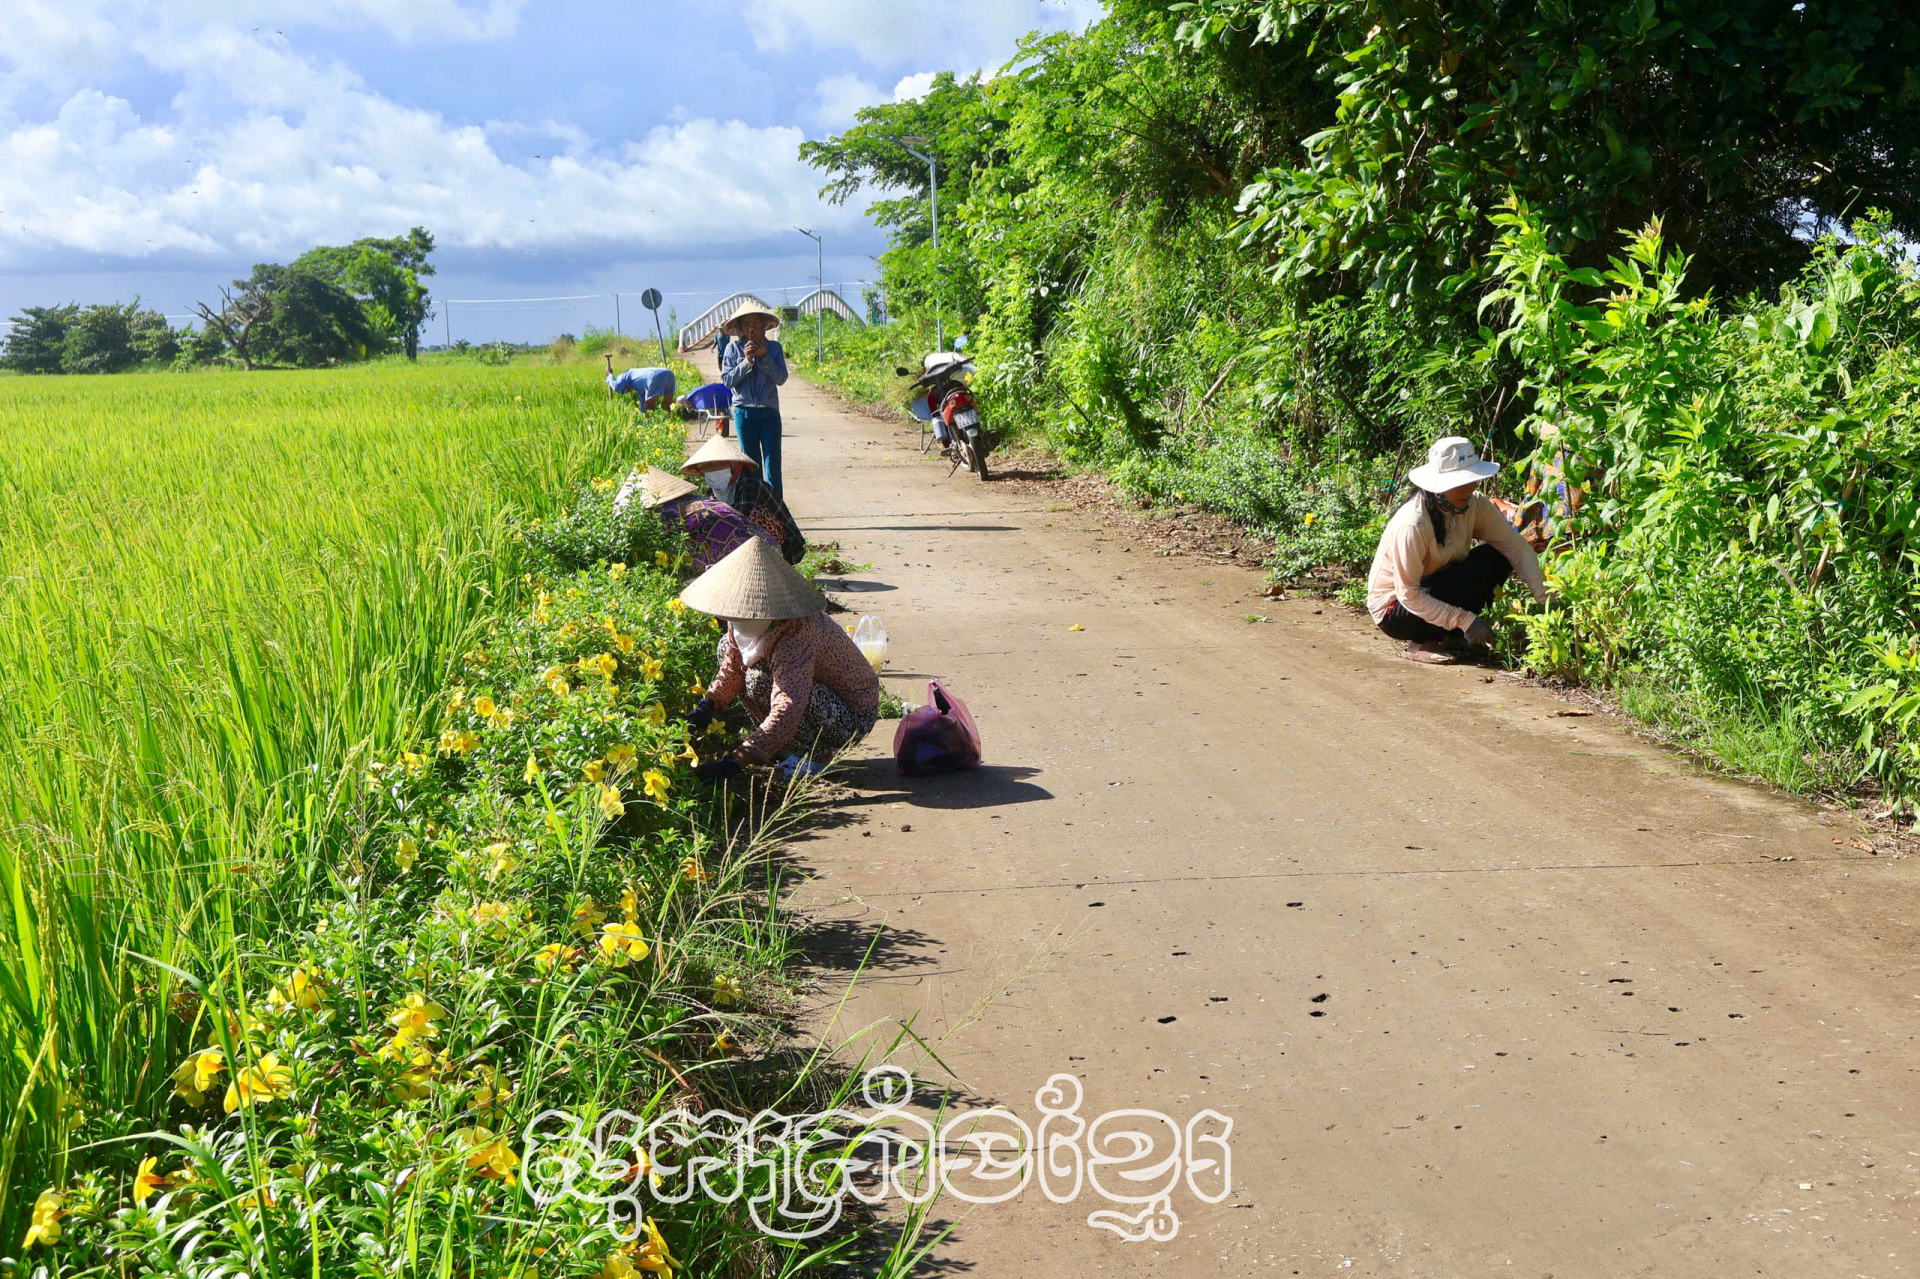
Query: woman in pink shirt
1366 437 1548 665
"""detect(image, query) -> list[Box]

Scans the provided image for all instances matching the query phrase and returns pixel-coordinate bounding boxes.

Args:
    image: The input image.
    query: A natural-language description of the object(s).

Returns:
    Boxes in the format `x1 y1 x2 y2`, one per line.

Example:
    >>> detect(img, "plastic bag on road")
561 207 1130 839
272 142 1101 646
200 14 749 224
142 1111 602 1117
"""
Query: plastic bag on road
853 615 888 672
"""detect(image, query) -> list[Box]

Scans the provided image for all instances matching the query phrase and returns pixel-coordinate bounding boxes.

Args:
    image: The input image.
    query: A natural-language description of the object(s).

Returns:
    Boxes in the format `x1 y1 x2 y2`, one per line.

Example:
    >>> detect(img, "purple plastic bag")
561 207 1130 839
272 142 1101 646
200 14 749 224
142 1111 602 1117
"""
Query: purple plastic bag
892 681 982 776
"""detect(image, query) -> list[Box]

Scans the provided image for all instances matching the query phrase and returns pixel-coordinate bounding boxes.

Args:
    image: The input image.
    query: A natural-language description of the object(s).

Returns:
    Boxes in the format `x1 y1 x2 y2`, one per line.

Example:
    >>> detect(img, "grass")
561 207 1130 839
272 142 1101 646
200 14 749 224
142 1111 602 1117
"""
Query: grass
0 359 897 1273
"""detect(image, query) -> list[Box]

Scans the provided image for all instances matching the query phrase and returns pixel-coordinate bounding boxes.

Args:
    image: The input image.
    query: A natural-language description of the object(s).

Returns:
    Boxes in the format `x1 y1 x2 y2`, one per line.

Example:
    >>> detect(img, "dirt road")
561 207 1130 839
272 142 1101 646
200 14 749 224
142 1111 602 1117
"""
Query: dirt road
735 365 1920 1275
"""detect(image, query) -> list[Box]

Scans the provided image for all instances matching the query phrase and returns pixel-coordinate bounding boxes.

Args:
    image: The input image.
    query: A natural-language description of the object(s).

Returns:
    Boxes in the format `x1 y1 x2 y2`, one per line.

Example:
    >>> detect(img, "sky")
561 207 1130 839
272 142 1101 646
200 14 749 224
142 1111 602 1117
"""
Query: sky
0 0 1103 344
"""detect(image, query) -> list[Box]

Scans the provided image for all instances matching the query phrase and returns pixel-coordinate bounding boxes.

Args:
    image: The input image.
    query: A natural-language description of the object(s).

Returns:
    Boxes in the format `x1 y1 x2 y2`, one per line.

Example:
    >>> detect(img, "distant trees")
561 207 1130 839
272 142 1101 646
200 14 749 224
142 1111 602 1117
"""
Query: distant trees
0 227 436 374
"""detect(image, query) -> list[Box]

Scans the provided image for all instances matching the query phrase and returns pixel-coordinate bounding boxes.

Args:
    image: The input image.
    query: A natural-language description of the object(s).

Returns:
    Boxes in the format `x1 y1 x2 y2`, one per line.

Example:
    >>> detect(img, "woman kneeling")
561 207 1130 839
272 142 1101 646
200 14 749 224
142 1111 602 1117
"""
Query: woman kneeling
1367 437 1547 665
681 537 880 782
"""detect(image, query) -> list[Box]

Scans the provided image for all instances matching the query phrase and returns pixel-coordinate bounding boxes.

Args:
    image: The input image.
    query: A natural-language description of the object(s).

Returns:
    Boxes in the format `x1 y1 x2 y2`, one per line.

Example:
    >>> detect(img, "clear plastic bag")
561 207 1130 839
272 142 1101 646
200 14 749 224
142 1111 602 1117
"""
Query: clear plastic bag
852 615 888 672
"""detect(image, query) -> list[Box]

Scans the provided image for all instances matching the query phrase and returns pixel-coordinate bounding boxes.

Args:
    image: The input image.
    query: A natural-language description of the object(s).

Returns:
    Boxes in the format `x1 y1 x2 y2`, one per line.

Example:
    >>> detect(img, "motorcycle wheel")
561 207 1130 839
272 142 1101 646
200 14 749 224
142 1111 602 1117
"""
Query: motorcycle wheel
951 434 974 476
971 434 991 480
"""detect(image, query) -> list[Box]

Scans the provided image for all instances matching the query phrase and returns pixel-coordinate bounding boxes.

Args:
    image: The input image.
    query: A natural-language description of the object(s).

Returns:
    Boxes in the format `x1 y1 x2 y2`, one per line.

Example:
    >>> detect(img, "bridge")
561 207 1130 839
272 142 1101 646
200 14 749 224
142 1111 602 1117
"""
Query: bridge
677 288 867 353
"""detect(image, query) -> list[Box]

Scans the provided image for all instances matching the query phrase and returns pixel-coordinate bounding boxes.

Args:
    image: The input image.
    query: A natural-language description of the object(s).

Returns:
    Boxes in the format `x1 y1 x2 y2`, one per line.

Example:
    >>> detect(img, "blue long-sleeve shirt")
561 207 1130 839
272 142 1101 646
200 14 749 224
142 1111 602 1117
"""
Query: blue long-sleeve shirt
720 339 788 409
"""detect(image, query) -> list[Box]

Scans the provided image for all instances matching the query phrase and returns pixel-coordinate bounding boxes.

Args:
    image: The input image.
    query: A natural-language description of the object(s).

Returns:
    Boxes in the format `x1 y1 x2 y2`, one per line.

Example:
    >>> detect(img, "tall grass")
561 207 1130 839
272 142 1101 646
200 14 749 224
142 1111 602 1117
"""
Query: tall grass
0 363 632 1247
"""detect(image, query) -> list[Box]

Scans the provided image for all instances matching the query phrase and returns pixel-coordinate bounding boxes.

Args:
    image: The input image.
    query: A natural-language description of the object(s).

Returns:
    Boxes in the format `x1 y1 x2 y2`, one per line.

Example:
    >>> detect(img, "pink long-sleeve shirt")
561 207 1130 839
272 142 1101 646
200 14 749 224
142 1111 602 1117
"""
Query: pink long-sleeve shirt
1366 494 1547 634
707 613 880 764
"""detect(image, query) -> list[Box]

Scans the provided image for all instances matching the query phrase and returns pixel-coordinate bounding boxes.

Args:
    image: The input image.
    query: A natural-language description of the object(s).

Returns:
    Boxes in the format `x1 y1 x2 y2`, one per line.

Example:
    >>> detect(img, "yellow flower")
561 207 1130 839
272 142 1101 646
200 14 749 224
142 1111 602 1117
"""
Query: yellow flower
534 591 553 623
402 751 428 776
22 1189 64 1249
1303 512 1317 525
223 1051 295 1113
644 703 667 728
686 677 704 696
613 632 636 655
655 550 670 568
439 728 479 755
711 974 743 1007
557 622 579 643
456 1126 521 1184
608 561 628 580
606 743 637 774
483 843 518 882
668 599 687 615
448 686 468 713
1067 624 1083 632
472 901 516 937
597 921 651 967
572 897 608 938
579 651 618 679
532 942 579 974
388 993 450 1042
396 836 420 871
173 1047 225 1106
265 967 323 1014
643 770 671 802
704 719 726 738
543 666 571 697
597 783 625 820
468 1066 514 1123
494 706 518 728
592 476 615 492
523 753 542 785
474 695 497 719
680 856 709 885
618 886 641 923
582 758 608 785
677 743 699 763
710 1029 735 1057
391 1043 439 1101
133 1156 175 1205
640 656 664 682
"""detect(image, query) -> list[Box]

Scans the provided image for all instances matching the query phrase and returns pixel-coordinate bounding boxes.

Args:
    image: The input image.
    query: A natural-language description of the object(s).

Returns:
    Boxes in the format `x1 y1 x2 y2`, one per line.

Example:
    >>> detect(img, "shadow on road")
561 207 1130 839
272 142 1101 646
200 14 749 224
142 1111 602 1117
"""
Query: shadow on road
829 761 1051 811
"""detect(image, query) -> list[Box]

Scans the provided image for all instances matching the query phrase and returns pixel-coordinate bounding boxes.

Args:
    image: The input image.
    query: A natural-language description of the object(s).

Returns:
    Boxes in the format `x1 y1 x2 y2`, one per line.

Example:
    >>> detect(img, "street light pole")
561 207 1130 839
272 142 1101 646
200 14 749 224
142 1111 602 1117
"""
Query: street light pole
795 226 824 365
886 136 942 352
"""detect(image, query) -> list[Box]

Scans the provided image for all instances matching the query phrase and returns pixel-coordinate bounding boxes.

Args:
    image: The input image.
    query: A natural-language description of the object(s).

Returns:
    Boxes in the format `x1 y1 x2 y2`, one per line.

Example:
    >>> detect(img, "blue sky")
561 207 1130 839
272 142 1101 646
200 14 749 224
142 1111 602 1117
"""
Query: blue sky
1 0 1100 343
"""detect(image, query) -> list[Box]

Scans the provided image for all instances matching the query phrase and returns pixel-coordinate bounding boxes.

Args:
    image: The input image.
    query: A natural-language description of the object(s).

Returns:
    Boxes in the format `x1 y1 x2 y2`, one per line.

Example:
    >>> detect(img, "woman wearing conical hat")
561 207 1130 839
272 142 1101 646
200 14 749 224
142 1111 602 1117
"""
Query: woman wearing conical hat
611 465 774 572
681 434 805 565
682 537 879 782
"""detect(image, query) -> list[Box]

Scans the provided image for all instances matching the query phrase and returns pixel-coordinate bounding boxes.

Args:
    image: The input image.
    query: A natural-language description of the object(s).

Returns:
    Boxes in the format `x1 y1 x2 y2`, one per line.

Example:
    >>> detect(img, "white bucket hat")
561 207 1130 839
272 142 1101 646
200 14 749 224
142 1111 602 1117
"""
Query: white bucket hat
679 534 827 621
1409 436 1500 493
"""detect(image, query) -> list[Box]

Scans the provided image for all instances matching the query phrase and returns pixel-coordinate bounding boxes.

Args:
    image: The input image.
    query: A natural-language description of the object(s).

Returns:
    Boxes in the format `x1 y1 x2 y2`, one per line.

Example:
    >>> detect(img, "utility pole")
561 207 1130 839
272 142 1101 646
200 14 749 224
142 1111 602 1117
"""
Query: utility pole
795 226 824 364
444 303 451 349
886 135 941 352
614 294 621 336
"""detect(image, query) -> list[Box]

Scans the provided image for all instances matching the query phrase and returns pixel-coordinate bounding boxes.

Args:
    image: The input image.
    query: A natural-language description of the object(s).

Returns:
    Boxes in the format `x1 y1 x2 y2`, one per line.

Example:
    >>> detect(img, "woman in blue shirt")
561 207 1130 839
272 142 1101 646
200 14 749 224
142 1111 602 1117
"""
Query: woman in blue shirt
718 305 789 496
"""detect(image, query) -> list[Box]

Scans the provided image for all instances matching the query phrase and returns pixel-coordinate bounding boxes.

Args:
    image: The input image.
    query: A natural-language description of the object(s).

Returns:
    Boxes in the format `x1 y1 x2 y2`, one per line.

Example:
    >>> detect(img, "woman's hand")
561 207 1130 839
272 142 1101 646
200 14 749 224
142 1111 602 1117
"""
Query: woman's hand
1464 617 1495 649
743 339 767 360
684 697 714 732
695 756 743 784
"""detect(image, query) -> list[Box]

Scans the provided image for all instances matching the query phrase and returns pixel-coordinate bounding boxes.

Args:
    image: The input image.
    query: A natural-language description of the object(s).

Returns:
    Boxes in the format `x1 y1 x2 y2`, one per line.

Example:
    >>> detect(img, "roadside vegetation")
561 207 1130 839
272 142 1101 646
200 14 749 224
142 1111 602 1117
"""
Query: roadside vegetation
801 0 1920 807
0 363 899 1274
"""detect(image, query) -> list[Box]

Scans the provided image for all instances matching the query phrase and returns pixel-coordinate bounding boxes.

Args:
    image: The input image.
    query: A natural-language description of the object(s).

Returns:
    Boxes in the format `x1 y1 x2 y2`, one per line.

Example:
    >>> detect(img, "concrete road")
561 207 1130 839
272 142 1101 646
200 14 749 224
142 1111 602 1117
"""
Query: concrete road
738 366 1920 1276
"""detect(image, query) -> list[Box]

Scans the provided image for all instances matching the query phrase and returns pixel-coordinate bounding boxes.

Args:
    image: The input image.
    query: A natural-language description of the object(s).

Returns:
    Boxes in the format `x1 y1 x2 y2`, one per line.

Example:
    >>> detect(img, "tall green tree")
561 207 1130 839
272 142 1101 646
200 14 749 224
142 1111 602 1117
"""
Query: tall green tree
293 227 436 359
195 265 375 369
1 305 80 373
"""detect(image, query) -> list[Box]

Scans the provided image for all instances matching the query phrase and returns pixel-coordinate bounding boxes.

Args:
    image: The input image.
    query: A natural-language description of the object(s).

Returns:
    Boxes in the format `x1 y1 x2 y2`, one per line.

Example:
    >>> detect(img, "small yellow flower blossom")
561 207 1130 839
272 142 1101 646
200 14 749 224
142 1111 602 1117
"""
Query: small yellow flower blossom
592 476 616 492
483 843 518 882
468 1066 514 1123
597 783 625 820
680 856 709 885
402 751 428 776
668 599 687 616
448 686 468 713
534 592 553 623
134 1156 175 1205
523 754 542 785
472 901 516 937
396 836 419 871
606 743 638 774
711 974 744 1007
173 1047 226 1106
543 666 571 698
439 728 479 756
602 1218 678 1279
655 550 671 569
608 561 628 580
710 1029 736 1057
677 743 699 763
687 678 704 696
572 896 608 938
579 651 618 680
224 1051 295 1113
582 759 608 785
1303 512 1317 525
474 694 497 719
613 632 636 655
456 1127 521 1184
597 922 651 967
265 967 323 1014
644 703 667 728
618 885 642 922
640 656 664 682
494 706 518 728
704 720 726 738
392 1044 439 1101
533 942 579 974
643 770 671 802
388 993 450 1042
22 1189 64 1249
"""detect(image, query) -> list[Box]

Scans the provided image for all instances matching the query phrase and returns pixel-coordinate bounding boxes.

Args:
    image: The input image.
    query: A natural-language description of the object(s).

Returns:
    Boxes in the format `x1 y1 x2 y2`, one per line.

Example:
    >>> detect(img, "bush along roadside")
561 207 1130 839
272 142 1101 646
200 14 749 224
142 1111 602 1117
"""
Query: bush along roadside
19 418 870 1279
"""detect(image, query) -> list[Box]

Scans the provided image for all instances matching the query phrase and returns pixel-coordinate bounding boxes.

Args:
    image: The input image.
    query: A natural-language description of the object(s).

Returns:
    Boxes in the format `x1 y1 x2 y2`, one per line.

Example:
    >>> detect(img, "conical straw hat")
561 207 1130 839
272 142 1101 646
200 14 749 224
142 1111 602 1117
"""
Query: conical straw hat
637 466 698 507
681 433 757 475
679 535 827 621
721 303 783 336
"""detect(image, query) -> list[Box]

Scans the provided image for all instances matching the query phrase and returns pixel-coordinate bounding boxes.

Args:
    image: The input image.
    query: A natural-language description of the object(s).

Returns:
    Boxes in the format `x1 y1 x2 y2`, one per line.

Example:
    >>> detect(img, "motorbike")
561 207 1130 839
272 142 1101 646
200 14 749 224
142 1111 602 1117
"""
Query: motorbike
897 352 995 480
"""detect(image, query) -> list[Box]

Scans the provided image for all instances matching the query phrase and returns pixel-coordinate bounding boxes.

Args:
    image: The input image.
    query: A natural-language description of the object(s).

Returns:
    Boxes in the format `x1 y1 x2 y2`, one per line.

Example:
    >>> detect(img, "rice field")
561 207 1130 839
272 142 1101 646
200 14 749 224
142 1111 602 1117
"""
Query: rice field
0 362 633 1247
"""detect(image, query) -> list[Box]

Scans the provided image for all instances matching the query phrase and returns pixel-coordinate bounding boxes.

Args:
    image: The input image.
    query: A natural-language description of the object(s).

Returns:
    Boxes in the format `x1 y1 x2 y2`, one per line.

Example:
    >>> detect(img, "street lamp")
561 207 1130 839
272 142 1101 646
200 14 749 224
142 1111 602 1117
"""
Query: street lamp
794 225 824 365
884 134 942 352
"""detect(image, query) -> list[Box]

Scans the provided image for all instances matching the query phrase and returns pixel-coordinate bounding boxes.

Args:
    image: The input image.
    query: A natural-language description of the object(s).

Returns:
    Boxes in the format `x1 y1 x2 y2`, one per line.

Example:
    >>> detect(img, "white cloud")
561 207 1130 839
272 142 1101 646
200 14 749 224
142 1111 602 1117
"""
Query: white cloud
0 10 869 271
810 74 883 132
742 0 1103 69
892 72 938 103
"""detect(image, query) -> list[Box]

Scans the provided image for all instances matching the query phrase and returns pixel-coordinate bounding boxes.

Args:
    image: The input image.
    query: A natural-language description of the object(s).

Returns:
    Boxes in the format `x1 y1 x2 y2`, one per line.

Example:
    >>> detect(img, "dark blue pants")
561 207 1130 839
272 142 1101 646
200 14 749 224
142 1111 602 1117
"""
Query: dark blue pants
734 405 783 496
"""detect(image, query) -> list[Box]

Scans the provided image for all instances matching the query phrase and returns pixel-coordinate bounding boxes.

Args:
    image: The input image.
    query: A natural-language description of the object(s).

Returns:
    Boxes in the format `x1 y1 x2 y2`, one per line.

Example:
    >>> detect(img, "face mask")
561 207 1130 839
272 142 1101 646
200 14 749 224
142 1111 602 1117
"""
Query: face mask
706 468 735 500
729 618 772 640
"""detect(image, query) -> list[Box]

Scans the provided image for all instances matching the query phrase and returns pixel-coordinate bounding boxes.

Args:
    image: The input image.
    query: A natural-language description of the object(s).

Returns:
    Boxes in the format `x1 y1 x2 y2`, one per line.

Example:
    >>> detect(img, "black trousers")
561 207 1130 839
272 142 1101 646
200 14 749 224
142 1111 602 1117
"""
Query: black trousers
1377 543 1513 644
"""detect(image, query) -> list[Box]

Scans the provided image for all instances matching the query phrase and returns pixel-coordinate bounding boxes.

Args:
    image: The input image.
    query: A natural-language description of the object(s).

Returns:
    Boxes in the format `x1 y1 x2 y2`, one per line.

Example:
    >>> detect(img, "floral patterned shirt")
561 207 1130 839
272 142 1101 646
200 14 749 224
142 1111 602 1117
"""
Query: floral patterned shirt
708 613 880 763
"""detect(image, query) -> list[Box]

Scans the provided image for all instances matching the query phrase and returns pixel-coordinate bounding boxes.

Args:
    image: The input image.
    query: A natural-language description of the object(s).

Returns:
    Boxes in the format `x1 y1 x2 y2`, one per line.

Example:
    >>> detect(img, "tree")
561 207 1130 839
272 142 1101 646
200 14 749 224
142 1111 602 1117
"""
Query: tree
59 303 140 374
293 227 436 359
192 265 373 369
1 305 80 373
194 276 277 370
